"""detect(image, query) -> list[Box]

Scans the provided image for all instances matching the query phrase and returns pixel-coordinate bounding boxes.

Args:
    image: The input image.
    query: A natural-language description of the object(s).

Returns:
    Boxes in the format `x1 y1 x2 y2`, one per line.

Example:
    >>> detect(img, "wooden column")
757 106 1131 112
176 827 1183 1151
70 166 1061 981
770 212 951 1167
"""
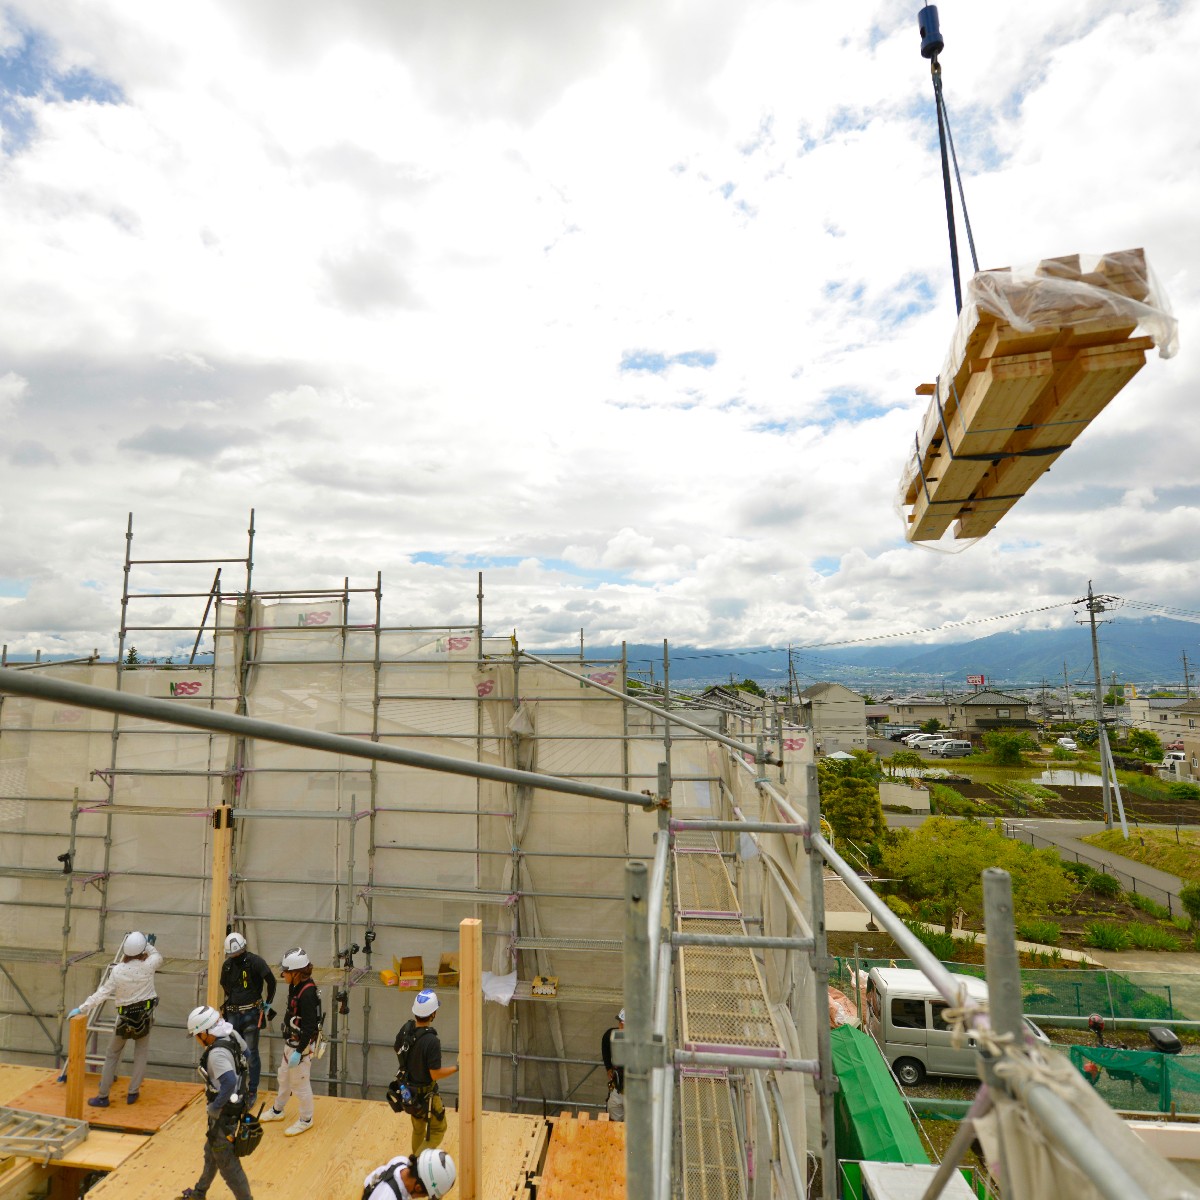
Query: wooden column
64 1013 88 1119
206 805 234 1008
458 918 483 1200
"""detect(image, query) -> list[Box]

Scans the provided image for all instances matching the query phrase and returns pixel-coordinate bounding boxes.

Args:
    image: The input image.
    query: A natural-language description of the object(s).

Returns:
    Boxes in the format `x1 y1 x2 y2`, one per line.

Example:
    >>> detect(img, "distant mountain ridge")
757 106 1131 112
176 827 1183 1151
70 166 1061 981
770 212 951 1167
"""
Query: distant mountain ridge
537 617 1200 690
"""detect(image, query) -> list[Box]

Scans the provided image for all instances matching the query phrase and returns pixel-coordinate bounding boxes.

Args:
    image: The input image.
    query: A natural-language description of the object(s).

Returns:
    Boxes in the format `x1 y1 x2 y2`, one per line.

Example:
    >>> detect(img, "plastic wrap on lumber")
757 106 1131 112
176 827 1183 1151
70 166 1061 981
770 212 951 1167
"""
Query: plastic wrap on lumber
899 248 1175 542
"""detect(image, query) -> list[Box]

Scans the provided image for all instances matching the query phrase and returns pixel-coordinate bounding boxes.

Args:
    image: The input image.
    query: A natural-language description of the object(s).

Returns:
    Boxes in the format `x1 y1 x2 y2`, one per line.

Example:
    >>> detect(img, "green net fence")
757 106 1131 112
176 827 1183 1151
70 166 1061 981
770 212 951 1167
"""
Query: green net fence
830 959 1187 1021
1068 1045 1200 1114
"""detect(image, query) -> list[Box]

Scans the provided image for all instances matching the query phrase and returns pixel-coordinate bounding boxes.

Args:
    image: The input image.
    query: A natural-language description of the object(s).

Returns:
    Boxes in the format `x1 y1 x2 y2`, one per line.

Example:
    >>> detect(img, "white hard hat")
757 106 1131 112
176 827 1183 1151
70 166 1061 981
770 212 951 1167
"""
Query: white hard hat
412 989 439 1019
187 1005 221 1037
122 932 148 957
225 932 247 956
618 1008 625 1023
416 1149 457 1198
281 947 310 971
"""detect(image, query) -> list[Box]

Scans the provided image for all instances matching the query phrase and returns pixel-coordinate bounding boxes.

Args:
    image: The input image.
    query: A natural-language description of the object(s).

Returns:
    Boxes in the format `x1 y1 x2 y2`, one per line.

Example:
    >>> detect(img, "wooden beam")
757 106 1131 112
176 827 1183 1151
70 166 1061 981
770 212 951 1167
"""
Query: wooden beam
459 918 483 1200
206 805 233 1009
64 1014 88 1120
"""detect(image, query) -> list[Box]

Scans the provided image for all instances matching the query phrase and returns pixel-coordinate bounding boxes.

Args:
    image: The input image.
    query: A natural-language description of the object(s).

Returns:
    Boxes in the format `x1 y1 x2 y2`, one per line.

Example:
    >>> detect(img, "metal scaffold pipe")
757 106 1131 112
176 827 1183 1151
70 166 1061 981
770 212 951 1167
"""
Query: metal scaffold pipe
0 667 658 810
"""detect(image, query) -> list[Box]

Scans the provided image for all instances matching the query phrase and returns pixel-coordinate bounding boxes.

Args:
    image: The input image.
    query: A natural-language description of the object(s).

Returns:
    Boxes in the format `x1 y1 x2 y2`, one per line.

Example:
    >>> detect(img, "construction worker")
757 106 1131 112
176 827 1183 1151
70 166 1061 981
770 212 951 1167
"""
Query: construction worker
259 946 321 1137
179 1005 253 1200
601 1007 625 1121
219 931 277 1106
67 931 161 1107
362 1149 457 1199
393 989 458 1154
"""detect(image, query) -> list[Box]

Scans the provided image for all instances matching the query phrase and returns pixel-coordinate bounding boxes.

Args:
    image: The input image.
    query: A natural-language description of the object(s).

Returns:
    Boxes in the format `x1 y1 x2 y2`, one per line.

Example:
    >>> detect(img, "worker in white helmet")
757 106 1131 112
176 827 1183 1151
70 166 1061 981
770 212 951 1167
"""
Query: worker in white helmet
392 990 458 1154
361 1149 456 1199
66 931 162 1107
601 1007 626 1121
219 931 277 1107
178 1005 253 1200
259 947 321 1136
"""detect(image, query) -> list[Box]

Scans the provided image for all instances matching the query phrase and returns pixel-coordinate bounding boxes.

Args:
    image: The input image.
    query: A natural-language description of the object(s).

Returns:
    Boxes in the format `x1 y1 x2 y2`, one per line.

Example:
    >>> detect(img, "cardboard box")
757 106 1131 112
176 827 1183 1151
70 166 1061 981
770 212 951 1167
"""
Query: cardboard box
393 955 424 990
531 974 559 997
437 952 460 987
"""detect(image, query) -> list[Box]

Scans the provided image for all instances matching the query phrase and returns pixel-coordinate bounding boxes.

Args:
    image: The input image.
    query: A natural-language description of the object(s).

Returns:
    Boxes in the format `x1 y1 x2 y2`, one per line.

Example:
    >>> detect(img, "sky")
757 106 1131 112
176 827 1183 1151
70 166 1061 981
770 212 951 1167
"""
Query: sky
1 0 1198 661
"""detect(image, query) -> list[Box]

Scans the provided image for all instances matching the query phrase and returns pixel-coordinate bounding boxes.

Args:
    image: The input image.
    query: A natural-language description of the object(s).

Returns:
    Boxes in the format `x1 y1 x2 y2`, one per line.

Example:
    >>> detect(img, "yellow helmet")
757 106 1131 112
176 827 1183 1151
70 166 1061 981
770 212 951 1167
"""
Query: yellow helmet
379 969 399 987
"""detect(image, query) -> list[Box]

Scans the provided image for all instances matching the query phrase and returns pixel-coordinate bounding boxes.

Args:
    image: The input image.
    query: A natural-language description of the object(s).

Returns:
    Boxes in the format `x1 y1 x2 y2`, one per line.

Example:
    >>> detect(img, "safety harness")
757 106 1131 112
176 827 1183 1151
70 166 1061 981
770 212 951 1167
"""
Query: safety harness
114 997 158 1040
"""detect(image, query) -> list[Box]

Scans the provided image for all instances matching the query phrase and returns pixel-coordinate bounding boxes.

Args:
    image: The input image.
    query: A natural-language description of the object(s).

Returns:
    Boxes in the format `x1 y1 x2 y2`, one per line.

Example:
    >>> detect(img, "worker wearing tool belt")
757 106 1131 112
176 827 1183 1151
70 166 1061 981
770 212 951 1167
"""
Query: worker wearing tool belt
67 931 161 1107
220 931 277 1107
393 990 458 1154
260 946 320 1137
179 1005 254 1200
601 1007 626 1121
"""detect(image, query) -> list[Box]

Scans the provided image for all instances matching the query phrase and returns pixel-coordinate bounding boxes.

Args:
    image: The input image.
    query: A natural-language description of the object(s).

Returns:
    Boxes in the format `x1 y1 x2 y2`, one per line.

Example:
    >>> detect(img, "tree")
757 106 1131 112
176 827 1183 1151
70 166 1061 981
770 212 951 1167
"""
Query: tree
734 678 765 697
1179 882 1200 929
1127 729 1163 761
1103 690 1126 707
886 750 924 776
861 693 877 704
821 773 884 845
920 718 943 734
982 730 1034 766
125 646 140 666
881 817 1071 931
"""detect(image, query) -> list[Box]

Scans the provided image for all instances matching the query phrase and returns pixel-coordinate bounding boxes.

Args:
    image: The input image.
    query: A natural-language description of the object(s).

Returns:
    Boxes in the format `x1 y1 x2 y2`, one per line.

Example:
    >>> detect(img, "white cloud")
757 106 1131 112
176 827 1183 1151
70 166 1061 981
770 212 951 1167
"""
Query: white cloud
1 0 1197 659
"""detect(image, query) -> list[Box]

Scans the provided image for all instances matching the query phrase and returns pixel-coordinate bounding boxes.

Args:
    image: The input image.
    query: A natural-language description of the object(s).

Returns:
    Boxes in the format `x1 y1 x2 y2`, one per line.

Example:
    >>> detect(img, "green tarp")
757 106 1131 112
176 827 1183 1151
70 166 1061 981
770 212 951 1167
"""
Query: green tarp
831 1025 930 1165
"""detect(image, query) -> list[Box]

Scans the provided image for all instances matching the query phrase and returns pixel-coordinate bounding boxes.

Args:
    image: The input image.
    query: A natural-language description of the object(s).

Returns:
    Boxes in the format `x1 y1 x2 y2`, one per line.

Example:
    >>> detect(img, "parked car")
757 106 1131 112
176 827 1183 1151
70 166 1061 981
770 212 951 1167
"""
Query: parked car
1164 751 1186 764
931 740 973 758
904 733 942 748
1056 737 1078 751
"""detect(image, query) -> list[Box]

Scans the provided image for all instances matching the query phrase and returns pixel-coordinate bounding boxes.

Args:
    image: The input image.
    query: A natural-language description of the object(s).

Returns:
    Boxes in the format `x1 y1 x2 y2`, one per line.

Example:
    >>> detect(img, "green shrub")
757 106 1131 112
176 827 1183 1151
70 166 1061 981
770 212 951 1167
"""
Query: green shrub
1084 922 1130 950
1125 923 1181 951
883 804 914 814
1089 872 1123 899
1180 882 1200 927
906 920 958 960
1062 861 1095 886
884 895 913 918
1017 919 1061 945
1130 994 1174 1020
1128 893 1172 920
1168 782 1200 801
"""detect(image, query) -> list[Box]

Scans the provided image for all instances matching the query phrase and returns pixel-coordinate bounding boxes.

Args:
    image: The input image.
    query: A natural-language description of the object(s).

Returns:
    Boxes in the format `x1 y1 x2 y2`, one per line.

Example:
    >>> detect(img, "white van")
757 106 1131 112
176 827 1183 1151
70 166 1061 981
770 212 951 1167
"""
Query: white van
931 740 972 758
864 967 1049 1086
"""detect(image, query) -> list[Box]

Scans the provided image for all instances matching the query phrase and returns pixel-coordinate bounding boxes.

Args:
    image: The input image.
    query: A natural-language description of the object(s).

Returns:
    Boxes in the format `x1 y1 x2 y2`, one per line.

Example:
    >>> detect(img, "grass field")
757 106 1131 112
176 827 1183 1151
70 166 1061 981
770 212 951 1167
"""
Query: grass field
1084 827 1200 882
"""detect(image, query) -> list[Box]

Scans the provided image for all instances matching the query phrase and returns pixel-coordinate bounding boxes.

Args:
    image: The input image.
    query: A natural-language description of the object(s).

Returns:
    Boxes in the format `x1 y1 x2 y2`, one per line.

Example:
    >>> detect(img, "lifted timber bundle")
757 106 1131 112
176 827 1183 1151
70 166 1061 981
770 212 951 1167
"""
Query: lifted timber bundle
900 247 1177 542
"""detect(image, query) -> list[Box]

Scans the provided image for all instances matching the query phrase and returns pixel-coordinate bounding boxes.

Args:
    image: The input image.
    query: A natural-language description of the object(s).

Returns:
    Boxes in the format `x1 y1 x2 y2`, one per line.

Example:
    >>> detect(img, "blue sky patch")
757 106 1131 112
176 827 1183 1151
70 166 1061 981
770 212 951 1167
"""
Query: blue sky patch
619 348 717 374
1 23 124 154
411 552 639 589
0 578 29 598
812 556 840 577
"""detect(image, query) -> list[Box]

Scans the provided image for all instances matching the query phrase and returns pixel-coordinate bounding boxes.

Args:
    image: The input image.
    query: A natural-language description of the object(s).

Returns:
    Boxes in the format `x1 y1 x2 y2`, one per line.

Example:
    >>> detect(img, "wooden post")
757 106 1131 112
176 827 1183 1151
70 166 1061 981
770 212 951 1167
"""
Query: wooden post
206 805 234 1008
64 1013 88 1119
458 918 483 1200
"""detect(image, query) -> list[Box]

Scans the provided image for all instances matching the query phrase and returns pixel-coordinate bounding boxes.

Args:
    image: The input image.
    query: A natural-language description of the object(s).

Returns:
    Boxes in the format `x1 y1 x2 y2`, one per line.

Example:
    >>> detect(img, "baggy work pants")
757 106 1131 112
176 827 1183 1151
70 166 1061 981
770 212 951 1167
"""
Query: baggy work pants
410 1090 447 1155
274 1052 314 1121
98 1030 152 1098
195 1126 253 1200
227 1010 263 1097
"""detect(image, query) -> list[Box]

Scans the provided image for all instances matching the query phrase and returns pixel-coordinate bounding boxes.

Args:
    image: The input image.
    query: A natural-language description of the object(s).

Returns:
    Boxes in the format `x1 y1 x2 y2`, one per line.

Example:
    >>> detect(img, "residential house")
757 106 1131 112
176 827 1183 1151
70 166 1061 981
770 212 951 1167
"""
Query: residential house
888 697 953 729
948 690 1034 732
799 683 867 753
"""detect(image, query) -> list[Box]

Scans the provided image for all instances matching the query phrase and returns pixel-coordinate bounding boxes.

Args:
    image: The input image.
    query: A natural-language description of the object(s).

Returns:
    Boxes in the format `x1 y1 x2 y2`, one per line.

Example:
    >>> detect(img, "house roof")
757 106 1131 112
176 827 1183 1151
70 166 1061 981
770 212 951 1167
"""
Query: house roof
952 690 1027 706
800 682 863 701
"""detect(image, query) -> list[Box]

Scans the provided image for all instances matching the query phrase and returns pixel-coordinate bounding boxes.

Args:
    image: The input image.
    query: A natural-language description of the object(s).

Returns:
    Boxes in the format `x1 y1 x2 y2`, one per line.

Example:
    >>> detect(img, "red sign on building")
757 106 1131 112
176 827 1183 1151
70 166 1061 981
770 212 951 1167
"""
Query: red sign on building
966 674 986 687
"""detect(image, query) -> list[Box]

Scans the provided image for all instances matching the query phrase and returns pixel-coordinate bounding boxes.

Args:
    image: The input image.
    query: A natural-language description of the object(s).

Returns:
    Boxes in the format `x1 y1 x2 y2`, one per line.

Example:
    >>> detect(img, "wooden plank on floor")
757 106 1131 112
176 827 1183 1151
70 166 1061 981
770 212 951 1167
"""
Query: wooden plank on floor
0 1068 53 1111
82 1094 544 1200
51 1129 148 1172
6 1074 202 1135
538 1111 626 1200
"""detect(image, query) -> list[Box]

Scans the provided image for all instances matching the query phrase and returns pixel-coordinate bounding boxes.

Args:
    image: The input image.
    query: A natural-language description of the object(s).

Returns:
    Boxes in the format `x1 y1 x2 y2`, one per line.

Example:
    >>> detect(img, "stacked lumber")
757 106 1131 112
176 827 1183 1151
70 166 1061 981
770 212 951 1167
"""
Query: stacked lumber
901 248 1169 541
536 1111 625 1200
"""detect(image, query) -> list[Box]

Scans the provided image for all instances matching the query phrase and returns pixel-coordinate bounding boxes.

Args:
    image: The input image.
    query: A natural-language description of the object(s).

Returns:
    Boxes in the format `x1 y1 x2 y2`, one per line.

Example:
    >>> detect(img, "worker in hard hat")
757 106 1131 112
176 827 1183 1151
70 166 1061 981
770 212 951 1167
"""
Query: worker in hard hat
259 946 321 1137
601 1007 625 1121
219 931 277 1107
67 931 162 1107
394 989 458 1154
178 1005 254 1200
362 1149 457 1199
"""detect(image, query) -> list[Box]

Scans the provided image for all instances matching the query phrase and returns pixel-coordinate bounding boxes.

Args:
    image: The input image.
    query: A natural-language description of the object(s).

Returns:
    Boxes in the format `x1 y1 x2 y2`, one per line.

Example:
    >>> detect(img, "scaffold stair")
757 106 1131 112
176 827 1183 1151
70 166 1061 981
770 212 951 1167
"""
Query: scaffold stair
0 1106 89 1161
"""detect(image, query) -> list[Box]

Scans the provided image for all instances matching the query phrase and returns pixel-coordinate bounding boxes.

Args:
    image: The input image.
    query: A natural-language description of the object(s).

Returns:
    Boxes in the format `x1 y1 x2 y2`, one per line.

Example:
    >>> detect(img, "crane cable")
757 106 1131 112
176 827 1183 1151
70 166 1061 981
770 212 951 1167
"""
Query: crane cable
920 6 980 313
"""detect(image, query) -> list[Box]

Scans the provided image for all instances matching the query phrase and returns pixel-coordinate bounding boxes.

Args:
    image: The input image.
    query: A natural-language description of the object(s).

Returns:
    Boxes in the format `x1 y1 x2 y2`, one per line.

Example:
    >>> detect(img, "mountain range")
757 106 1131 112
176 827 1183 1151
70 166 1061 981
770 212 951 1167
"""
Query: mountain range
542 617 1200 692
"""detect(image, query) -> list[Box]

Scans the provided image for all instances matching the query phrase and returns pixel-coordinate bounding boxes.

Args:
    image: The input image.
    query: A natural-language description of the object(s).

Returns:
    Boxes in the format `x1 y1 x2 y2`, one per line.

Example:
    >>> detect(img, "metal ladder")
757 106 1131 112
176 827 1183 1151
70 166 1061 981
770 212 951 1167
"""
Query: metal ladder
0 1107 89 1162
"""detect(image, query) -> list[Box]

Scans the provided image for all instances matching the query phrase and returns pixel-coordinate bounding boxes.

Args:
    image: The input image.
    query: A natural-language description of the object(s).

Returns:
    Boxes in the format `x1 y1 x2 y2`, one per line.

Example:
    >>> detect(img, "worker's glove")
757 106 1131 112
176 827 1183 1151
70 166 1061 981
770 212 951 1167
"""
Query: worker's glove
146 933 157 945
263 1007 276 1023
288 1050 301 1067
68 1008 82 1019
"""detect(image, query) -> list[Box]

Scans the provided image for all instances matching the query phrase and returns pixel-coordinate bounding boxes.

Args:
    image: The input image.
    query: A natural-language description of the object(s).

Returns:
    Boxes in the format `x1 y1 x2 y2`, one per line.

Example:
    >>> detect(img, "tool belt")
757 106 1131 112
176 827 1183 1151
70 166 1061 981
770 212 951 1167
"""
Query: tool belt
225 1002 262 1014
115 997 157 1040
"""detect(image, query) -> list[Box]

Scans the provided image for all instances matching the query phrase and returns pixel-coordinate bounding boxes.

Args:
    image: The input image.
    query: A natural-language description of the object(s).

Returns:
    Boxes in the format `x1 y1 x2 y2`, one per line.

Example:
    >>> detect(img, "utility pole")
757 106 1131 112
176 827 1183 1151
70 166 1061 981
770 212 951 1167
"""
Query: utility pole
1063 660 1073 723
1079 582 1117 828
1183 650 1194 699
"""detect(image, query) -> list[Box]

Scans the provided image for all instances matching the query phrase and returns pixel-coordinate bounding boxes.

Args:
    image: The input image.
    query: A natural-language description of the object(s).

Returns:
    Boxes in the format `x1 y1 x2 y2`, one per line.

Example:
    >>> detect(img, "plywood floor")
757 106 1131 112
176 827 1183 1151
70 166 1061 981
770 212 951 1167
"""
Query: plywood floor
7 1071 201 1134
538 1112 626 1200
0 1066 51 1109
86 1094 546 1200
